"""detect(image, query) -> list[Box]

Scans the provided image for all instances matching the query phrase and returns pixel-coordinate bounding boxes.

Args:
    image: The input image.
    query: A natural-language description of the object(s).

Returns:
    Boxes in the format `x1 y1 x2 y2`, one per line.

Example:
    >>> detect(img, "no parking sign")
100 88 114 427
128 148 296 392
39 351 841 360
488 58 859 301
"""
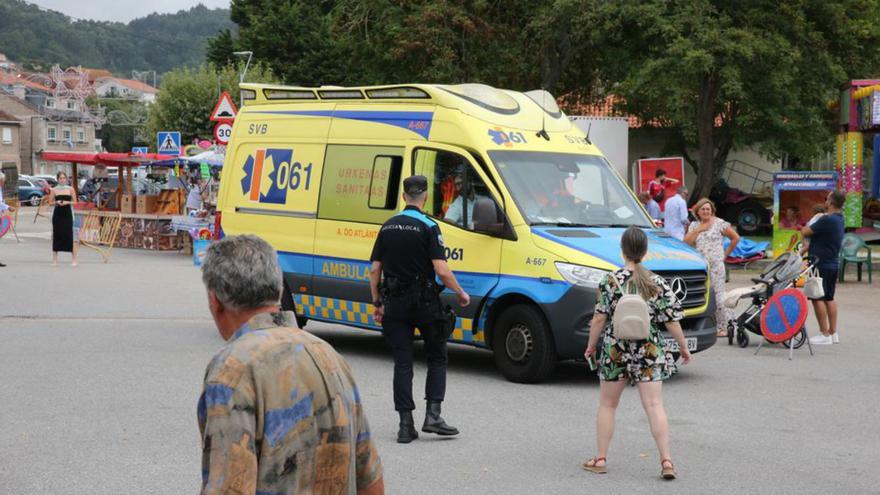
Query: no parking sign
760 288 809 343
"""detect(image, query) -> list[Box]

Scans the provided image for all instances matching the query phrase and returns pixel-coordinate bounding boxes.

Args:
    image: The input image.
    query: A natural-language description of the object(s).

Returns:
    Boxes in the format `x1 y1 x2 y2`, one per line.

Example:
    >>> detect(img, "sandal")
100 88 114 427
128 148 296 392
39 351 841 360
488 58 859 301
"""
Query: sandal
582 456 607 474
660 459 677 480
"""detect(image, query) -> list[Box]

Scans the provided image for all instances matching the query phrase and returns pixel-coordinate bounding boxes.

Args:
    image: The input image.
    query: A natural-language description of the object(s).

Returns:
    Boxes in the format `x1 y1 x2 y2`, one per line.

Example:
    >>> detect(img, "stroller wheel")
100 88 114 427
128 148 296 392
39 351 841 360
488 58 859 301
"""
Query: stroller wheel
727 321 735 346
781 327 807 349
737 330 750 348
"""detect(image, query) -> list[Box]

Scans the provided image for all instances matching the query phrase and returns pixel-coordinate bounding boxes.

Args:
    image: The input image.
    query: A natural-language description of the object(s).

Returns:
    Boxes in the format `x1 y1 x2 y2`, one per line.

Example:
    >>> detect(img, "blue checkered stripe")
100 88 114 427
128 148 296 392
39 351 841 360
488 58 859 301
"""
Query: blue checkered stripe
294 294 484 344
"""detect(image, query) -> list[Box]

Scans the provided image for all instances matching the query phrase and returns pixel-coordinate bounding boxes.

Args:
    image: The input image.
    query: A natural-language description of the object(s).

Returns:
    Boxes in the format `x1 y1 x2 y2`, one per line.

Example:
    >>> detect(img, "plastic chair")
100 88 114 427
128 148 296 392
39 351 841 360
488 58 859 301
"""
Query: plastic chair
839 234 873 283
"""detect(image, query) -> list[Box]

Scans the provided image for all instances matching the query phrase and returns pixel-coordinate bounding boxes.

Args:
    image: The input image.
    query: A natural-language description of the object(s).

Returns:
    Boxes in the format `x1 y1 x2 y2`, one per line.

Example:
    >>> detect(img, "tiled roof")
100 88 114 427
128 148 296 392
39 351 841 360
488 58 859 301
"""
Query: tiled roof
558 93 664 128
0 72 52 93
82 68 113 82
0 109 21 123
558 92 723 128
98 77 158 94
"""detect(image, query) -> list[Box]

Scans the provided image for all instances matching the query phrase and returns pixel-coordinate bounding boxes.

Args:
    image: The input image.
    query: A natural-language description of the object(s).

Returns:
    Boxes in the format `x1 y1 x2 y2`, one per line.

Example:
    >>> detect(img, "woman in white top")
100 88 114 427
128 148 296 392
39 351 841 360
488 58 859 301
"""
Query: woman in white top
186 178 207 215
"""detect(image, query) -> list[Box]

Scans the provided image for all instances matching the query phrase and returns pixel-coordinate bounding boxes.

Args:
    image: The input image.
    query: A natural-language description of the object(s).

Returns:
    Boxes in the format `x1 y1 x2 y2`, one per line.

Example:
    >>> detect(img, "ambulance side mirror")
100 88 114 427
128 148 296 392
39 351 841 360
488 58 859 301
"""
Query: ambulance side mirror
472 198 506 235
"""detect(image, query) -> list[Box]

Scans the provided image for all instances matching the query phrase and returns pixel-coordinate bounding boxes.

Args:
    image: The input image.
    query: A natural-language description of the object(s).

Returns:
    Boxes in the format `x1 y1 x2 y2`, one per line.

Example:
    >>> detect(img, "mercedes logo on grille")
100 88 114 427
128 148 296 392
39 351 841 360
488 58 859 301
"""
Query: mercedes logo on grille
670 277 688 302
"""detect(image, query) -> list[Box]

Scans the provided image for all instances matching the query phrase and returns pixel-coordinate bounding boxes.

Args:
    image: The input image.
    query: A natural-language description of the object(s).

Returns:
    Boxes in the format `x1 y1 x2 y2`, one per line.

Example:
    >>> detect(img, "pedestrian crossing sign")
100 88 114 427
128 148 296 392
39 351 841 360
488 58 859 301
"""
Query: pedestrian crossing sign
157 131 181 156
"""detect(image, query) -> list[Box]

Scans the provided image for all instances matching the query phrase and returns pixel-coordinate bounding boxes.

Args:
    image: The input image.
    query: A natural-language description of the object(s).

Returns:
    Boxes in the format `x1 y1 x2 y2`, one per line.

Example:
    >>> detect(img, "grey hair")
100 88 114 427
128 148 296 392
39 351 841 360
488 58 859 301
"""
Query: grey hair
201 235 283 311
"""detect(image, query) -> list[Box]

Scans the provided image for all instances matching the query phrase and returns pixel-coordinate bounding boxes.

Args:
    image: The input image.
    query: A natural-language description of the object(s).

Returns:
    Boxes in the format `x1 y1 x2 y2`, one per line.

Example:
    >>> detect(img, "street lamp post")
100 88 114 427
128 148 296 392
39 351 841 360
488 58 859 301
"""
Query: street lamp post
232 51 254 107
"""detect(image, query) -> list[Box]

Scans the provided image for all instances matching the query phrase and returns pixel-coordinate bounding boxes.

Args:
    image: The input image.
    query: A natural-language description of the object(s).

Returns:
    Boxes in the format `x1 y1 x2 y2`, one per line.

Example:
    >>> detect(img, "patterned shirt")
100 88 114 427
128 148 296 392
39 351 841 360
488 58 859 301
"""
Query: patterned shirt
593 269 684 383
198 311 382 494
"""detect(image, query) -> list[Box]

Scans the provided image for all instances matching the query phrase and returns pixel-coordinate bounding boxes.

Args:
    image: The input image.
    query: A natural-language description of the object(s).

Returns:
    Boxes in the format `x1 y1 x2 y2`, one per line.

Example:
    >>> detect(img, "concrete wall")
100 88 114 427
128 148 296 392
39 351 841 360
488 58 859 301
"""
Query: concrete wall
0 93 98 175
569 117 629 179
0 93 41 174
0 122 21 171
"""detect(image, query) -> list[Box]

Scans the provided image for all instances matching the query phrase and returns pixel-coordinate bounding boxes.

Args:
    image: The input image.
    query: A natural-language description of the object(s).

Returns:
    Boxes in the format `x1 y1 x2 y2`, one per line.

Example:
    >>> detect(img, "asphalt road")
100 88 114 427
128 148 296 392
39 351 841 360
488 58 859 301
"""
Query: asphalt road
1 213 877 494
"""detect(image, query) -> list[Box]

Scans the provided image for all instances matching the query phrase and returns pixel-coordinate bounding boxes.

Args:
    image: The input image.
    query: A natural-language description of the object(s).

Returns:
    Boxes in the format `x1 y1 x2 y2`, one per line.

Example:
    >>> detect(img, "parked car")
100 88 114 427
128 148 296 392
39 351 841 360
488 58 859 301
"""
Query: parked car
32 175 59 188
18 177 45 206
22 175 52 194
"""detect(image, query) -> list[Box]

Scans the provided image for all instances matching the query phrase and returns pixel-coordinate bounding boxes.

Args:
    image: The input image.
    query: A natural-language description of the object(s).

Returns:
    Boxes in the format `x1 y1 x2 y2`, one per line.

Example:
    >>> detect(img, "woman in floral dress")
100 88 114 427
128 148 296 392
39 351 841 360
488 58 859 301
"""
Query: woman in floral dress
683 198 740 337
583 227 692 480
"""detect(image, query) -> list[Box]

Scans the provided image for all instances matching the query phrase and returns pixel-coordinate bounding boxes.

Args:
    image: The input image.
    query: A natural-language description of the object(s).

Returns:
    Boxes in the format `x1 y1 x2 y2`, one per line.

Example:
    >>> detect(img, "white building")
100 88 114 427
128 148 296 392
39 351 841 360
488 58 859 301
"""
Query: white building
93 77 158 104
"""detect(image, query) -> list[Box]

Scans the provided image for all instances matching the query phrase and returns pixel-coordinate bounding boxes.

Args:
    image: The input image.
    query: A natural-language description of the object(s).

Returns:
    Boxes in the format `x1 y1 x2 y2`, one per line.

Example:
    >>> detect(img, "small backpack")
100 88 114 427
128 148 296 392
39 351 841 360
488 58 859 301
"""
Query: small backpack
608 274 651 340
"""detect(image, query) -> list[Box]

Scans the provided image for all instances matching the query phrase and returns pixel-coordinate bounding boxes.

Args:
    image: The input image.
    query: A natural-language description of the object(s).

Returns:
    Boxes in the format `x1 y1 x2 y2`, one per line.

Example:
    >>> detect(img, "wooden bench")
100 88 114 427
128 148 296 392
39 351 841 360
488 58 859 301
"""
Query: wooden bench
78 211 122 263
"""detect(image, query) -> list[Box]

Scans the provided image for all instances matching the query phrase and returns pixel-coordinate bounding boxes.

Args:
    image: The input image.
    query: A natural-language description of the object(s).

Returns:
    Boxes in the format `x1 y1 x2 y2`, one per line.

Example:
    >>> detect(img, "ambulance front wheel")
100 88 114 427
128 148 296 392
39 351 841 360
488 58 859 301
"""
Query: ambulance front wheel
280 283 308 329
492 305 556 383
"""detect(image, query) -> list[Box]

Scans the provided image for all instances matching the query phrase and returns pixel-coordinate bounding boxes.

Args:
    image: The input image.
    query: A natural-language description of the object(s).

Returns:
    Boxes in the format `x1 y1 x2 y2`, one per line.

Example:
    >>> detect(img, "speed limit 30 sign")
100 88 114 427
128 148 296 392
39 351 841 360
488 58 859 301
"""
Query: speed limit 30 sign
214 122 233 145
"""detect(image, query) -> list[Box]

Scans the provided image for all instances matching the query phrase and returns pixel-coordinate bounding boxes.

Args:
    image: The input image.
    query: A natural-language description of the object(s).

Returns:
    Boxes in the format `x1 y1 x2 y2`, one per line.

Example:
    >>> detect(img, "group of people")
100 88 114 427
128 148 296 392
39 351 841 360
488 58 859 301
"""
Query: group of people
196 175 702 494
638 169 742 337
0 171 77 267
194 178 851 493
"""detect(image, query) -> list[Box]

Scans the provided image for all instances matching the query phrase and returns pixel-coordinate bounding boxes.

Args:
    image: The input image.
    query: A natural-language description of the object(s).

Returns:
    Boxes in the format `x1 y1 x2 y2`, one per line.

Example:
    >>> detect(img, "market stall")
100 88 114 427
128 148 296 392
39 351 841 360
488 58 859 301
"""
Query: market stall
149 150 222 250
771 171 839 256
40 151 193 251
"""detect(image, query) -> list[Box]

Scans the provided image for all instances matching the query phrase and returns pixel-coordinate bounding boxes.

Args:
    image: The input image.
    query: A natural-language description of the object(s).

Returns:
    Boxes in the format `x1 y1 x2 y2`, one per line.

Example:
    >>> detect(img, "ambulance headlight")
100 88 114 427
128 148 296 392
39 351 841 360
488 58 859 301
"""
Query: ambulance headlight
555 263 608 288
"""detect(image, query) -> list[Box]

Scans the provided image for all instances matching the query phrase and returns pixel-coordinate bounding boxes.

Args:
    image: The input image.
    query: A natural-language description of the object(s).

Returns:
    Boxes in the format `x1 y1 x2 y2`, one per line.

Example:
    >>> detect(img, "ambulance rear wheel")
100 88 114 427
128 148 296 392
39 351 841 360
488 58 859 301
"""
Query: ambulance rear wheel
492 305 556 383
280 282 308 329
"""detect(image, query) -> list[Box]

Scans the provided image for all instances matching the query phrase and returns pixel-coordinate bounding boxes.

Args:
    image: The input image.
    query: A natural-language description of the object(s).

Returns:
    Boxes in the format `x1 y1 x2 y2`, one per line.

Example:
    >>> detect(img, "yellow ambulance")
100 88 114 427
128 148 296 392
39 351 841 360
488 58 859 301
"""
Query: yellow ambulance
217 82 716 382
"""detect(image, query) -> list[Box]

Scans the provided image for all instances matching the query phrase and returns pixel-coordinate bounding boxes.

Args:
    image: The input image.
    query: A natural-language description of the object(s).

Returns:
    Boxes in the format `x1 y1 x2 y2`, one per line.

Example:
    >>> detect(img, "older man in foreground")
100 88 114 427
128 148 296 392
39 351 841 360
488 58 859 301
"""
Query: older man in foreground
198 234 384 495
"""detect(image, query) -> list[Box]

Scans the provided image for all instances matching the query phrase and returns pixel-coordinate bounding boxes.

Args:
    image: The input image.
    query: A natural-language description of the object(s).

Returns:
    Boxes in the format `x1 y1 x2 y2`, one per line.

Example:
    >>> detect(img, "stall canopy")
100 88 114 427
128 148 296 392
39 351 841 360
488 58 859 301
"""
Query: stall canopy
40 151 176 198
41 151 172 166
147 150 225 168
188 150 225 167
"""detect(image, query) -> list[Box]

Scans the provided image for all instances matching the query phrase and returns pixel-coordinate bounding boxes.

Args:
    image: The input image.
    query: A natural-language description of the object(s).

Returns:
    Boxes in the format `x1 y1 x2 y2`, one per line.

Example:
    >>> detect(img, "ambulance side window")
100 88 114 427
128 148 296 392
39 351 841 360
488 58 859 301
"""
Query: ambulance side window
414 148 499 232
318 144 403 224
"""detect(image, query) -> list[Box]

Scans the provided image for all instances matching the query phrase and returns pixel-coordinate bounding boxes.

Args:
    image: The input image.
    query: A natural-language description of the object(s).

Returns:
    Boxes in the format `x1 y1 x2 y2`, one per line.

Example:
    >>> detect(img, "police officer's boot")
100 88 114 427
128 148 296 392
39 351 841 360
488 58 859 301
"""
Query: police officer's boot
422 400 459 436
397 410 419 444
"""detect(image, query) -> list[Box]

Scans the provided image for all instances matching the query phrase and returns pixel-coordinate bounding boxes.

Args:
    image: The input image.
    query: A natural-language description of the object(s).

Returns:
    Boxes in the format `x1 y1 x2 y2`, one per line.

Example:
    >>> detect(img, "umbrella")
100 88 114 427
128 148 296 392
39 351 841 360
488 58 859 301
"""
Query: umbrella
188 150 225 167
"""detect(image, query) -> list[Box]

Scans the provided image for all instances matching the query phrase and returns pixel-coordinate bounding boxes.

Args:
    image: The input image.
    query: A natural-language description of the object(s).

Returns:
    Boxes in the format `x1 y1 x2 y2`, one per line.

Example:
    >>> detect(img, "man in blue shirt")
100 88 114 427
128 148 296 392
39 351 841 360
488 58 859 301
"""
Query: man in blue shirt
663 187 689 240
802 190 846 345
639 191 662 221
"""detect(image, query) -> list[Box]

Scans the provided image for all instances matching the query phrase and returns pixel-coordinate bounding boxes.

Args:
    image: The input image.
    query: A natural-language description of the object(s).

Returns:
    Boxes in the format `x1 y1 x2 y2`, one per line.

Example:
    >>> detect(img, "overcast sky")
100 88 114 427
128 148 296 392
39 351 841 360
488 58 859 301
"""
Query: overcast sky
29 0 231 23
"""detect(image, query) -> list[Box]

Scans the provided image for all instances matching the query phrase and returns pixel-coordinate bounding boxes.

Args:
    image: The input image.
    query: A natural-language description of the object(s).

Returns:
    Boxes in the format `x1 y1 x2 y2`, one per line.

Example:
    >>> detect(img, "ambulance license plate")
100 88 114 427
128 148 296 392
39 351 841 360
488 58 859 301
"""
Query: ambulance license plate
665 338 697 352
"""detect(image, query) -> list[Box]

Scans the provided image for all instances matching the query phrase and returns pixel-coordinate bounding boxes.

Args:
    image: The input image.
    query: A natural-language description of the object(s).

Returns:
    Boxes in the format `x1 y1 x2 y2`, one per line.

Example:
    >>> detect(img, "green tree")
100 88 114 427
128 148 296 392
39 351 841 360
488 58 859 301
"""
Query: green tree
0 0 233 73
90 95 150 152
218 0 567 90
216 0 349 86
146 63 278 145
206 28 237 67
589 0 880 197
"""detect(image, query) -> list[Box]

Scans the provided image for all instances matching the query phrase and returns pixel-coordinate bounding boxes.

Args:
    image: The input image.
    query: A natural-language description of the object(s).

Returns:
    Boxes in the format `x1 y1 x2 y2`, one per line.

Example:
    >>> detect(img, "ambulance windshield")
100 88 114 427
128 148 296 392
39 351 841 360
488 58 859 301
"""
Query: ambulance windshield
489 151 653 228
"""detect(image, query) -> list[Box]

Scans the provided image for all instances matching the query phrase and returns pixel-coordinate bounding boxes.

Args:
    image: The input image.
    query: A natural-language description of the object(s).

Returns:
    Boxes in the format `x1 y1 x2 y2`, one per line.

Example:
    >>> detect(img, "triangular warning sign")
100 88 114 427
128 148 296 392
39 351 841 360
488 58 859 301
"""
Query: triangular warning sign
158 134 178 152
210 91 238 122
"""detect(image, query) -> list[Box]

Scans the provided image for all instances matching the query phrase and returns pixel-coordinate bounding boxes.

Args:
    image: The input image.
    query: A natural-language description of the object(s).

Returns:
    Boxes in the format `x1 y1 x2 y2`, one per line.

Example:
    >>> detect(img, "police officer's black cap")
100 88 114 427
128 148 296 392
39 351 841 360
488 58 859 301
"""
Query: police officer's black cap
403 175 428 195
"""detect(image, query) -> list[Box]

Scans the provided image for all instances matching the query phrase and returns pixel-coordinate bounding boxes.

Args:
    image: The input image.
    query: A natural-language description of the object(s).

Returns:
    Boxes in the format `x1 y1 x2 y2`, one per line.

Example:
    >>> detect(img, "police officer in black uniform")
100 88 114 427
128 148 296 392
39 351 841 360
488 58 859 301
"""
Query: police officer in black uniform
369 175 470 443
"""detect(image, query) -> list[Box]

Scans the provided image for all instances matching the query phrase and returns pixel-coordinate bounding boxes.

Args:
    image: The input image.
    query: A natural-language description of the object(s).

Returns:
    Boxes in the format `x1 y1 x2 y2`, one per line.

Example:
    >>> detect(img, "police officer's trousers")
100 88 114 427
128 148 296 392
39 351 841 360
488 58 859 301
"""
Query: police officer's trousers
382 294 448 412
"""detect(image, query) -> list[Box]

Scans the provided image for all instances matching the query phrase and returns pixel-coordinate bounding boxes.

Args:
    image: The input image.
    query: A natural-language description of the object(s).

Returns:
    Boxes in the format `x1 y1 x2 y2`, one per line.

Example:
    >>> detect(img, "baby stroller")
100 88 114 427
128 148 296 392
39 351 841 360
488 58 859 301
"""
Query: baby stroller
723 252 815 349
